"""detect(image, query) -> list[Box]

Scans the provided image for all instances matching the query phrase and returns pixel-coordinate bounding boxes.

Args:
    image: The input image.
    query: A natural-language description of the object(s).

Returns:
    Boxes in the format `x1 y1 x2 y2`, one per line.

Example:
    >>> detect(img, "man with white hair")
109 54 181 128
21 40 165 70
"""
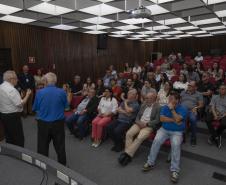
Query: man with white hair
0 70 31 147
33 72 68 165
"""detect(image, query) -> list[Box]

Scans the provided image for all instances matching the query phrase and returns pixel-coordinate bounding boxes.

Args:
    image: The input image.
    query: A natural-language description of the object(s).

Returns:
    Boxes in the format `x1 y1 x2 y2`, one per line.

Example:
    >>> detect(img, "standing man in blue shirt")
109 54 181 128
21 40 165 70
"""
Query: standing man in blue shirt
142 91 187 183
33 72 68 165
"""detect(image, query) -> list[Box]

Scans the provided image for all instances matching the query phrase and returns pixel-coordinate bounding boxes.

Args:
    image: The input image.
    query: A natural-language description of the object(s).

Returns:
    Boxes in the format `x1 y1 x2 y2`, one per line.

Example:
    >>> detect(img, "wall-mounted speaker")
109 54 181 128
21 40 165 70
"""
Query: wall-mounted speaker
97 34 108 49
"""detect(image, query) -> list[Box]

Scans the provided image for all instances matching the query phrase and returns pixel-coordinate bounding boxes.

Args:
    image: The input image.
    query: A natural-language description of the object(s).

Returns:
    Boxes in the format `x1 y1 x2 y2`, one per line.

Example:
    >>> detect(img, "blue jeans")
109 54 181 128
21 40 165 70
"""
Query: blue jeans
66 113 89 137
147 127 183 173
188 111 197 140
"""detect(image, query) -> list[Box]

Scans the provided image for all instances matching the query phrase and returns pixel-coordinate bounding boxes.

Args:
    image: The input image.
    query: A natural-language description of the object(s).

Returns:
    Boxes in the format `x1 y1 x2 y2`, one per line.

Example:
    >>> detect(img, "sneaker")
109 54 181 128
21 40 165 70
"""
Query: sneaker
171 171 179 183
142 163 155 172
216 135 222 149
207 136 214 145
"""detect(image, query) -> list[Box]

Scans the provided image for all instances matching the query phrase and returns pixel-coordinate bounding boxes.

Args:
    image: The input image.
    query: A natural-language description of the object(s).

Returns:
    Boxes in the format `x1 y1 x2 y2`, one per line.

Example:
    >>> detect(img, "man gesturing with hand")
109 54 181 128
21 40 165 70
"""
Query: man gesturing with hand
142 91 187 184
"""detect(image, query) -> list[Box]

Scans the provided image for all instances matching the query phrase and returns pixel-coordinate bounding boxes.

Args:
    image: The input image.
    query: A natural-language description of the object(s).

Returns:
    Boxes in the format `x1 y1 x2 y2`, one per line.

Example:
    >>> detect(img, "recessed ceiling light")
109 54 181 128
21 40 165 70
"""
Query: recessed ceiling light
191 18 220 26
84 25 110 30
80 4 122 16
0 15 35 24
187 30 207 34
85 30 106 34
116 25 140 30
164 30 183 34
157 18 186 25
215 10 226 17
175 26 198 31
195 34 213 37
146 4 169 15
120 18 151 25
81 17 114 24
112 31 133 34
150 0 175 4
50 24 77 30
202 25 225 31
28 3 73 15
211 30 226 34
138 31 157 34
0 4 21 14
176 34 192 38
146 25 170 30
109 34 126 38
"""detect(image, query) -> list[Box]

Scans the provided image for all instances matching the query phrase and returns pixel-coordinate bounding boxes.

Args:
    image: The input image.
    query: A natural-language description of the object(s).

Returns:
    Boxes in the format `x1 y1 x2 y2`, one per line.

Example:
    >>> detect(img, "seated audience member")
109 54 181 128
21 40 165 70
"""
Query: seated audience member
197 72 213 118
206 85 226 148
142 91 187 183
66 89 99 139
158 81 172 106
70 75 82 94
155 66 162 83
186 65 200 82
147 72 157 89
124 62 132 73
119 92 160 166
33 72 68 165
208 62 224 83
195 62 204 78
117 72 126 87
180 63 188 76
109 65 117 79
103 70 113 88
161 58 170 73
62 83 73 111
121 78 134 101
107 89 139 152
166 68 177 80
181 81 203 146
194 52 203 63
96 78 105 97
140 62 153 82
92 88 118 147
168 52 177 64
157 73 169 91
173 74 188 93
110 78 122 101
34 68 44 90
132 63 142 75
177 53 184 65
132 73 143 92
141 80 157 102
83 77 95 91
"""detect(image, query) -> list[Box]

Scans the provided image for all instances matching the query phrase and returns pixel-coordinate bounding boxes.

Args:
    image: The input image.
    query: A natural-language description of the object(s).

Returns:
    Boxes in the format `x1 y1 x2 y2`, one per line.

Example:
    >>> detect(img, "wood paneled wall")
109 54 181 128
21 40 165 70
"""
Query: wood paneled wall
1 20 226 84
0 21 152 84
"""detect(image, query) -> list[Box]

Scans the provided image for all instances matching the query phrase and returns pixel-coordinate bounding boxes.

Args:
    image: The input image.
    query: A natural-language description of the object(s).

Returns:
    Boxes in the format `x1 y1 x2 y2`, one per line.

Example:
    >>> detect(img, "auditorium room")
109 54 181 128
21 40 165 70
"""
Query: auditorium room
1 0 226 185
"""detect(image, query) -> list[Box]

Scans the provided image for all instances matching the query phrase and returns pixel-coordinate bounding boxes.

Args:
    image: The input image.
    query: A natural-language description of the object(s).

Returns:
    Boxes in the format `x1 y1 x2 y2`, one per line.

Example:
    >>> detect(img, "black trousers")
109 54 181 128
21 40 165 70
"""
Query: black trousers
107 119 131 147
206 112 226 138
37 120 66 165
1 112 24 147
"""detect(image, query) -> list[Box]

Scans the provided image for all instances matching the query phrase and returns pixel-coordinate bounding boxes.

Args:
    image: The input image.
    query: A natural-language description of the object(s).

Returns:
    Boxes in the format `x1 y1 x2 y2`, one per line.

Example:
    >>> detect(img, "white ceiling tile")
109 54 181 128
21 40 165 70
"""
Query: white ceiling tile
79 4 123 16
0 4 21 14
120 18 151 25
28 2 74 15
188 30 207 34
166 37 179 40
195 34 213 37
98 0 115 2
81 17 114 24
50 24 77 30
176 34 192 38
202 0 226 5
146 4 169 15
109 34 126 38
175 26 198 31
131 34 149 38
0 15 35 24
127 37 141 40
191 18 220 26
84 25 110 30
202 25 225 30
156 34 171 37
164 30 183 34
146 25 170 30
150 0 175 4
157 18 186 25
138 30 157 34
111 30 133 34
211 30 226 34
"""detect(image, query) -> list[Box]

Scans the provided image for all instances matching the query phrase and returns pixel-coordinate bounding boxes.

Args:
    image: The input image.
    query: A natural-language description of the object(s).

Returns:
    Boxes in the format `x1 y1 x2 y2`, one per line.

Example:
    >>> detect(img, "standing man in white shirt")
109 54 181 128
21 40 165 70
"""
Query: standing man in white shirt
0 70 31 147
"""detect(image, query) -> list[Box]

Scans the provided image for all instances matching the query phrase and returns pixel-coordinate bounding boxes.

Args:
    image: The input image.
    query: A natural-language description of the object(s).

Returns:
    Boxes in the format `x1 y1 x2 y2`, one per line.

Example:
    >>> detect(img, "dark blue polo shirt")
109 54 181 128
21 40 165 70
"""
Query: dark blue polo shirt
160 104 187 132
33 85 68 122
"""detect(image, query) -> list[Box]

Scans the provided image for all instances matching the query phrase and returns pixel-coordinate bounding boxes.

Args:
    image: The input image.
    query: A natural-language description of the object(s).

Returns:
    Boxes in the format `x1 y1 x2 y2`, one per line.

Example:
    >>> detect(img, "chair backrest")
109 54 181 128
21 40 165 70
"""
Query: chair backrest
71 96 84 109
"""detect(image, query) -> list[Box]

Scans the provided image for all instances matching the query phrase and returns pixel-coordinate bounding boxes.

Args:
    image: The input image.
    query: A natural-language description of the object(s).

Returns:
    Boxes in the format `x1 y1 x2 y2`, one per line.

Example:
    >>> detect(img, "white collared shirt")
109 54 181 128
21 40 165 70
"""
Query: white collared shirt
140 105 153 123
0 81 23 113
98 97 118 115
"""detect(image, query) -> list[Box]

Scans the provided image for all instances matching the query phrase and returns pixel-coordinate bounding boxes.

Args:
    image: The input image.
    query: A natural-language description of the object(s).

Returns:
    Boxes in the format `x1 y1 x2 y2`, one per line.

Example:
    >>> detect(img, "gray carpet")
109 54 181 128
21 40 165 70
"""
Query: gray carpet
2 116 226 185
